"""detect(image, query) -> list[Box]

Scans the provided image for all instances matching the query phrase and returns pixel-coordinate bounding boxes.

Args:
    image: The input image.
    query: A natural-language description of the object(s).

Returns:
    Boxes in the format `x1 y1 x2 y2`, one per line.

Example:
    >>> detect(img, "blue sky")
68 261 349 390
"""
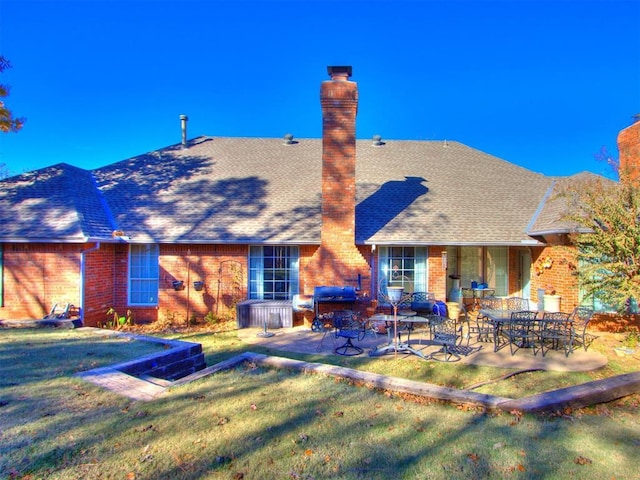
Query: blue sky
0 0 639 179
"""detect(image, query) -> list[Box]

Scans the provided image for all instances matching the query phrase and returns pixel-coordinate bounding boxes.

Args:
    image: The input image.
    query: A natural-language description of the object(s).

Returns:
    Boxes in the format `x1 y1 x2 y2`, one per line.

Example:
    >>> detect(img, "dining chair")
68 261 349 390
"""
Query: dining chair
428 315 462 362
503 310 540 355
539 311 573 357
473 297 503 344
506 297 529 311
570 306 597 351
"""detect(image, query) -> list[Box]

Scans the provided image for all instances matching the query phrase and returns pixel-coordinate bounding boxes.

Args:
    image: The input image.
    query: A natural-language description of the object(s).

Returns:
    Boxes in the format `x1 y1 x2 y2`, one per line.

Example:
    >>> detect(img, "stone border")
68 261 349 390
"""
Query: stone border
73 330 640 413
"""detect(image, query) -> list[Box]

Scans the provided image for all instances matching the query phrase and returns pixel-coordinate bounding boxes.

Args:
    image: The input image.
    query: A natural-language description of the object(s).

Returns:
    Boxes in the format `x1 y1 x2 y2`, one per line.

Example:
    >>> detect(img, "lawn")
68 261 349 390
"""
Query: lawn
1 326 639 479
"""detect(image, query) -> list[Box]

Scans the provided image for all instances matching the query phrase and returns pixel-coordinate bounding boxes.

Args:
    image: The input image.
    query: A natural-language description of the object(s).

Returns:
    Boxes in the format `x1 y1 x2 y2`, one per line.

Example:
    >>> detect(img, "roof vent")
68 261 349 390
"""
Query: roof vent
180 114 189 148
283 133 297 145
372 134 385 147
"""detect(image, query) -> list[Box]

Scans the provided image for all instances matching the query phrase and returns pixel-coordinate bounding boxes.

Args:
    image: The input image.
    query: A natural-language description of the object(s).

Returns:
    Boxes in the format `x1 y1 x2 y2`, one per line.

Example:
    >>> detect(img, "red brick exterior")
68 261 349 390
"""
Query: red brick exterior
1 243 81 319
618 119 640 186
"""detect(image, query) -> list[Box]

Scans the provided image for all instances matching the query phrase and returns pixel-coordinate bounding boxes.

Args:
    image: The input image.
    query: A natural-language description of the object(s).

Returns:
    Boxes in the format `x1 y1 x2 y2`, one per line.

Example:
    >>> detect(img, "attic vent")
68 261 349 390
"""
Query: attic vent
372 134 385 147
283 133 297 145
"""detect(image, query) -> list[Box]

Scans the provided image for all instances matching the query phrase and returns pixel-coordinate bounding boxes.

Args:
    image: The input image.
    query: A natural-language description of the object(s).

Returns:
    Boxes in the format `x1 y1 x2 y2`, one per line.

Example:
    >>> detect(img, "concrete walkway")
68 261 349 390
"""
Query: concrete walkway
237 325 609 372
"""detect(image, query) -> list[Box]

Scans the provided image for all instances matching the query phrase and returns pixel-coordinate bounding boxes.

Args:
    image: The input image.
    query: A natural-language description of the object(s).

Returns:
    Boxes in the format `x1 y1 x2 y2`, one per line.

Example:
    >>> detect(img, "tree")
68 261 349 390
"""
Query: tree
0 56 25 133
562 176 640 313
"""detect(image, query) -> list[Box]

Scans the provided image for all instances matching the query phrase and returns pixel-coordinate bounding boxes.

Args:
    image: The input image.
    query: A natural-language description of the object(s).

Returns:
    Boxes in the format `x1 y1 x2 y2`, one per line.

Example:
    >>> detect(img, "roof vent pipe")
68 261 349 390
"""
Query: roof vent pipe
372 134 385 147
180 114 188 148
283 133 297 145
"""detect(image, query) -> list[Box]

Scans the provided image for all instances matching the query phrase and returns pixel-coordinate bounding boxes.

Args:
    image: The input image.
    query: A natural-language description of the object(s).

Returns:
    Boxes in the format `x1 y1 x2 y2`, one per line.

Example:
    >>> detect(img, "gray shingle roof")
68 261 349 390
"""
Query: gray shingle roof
0 163 115 241
1 136 571 245
527 171 613 236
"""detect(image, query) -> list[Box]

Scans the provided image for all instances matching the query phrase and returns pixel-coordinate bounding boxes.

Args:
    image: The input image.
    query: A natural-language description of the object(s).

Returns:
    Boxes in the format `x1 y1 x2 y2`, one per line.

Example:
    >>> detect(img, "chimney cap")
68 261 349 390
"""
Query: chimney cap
327 66 352 78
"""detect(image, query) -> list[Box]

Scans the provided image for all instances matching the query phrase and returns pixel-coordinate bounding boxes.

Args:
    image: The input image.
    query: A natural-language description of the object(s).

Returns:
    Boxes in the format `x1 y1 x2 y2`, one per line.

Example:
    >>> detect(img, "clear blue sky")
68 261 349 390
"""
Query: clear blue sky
1 0 639 179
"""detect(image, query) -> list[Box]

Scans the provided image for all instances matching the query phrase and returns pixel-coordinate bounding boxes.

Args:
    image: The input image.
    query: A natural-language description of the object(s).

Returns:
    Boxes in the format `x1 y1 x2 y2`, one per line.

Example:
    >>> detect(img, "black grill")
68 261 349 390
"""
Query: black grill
313 286 357 315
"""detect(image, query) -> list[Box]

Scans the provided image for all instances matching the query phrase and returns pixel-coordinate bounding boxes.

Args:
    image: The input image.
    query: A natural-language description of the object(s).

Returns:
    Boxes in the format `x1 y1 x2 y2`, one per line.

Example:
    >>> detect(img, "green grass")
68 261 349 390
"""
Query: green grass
1 327 639 479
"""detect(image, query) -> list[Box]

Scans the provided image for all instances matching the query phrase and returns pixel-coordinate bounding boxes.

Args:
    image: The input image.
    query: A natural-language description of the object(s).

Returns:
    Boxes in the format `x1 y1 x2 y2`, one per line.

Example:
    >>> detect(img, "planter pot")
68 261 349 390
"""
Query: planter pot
543 294 561 312
172 280 184 291
446 302 460 320
193 281 204 292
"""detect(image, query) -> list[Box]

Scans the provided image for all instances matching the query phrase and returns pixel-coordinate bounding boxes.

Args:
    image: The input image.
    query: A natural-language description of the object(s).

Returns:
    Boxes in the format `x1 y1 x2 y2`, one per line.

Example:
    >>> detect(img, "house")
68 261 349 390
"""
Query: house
0 66 635 327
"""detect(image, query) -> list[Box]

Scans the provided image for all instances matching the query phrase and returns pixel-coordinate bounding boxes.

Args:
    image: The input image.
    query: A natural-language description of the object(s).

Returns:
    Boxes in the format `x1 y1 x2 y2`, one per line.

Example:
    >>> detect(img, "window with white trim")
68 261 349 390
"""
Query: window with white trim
377 246 427 301
129 244 159 305
249 246 299 300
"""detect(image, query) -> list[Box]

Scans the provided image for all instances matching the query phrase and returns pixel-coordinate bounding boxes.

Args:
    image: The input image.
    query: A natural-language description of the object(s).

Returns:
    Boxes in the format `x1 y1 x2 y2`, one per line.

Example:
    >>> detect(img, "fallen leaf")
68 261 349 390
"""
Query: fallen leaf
467 453 480 463
250 403 257 410
126 473 136 480
575 456 593 465
334 411 344 417
304 449 313 456
517 464 526 472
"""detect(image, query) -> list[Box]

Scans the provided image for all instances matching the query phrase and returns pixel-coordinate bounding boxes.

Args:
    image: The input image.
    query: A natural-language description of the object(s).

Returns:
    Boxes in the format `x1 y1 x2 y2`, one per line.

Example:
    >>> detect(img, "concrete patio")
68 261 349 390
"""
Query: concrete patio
237 325 609 372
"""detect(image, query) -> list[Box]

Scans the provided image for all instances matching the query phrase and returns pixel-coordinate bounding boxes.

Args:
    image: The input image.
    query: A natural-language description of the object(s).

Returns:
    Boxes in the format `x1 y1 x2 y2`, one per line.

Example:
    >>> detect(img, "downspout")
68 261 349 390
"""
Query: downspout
80 242 101 325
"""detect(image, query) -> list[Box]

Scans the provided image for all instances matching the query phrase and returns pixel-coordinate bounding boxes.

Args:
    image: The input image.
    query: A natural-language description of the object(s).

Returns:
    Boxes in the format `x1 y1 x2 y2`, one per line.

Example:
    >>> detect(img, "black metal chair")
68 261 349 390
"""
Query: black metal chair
539 311 573 357
570 306 597 351
333 311 366 356
472 297 502 344
428 315 462 362
502 310 540 356
506 297 529 311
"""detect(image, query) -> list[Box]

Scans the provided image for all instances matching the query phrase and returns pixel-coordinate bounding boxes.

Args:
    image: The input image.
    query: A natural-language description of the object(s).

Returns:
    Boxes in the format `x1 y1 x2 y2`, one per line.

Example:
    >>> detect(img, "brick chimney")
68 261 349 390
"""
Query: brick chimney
304 66 370 291
618 115 640 185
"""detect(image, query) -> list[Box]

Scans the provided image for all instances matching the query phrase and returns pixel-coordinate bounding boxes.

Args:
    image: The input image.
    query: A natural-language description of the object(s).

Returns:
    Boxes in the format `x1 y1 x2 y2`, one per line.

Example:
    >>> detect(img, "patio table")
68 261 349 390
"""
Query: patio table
479 309 540 351
368 313 431 359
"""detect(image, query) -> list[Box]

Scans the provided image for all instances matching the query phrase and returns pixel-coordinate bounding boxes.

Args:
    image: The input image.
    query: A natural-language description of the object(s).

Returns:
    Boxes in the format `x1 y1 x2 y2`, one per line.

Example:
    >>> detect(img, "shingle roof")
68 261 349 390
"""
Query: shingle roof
527 171 614 236
0 163 115 241
1 136 571 245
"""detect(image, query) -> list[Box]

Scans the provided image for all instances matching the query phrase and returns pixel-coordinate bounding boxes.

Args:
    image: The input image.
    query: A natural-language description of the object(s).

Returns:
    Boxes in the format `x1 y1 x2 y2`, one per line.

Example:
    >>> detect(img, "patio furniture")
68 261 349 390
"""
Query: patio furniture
368 313 430 359
43 303 73 320
410 292 435 314
506 297 529 311
428 315 462 362
315 312 338 352
502 310 540 356
333 311 367 356
570 306 597 351
539 311 573 357
472 297 503 343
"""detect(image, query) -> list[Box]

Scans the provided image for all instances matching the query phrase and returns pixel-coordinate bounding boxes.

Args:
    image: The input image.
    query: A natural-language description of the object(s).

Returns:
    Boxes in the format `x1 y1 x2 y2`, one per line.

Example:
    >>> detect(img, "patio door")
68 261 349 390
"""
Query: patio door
518 249 532 299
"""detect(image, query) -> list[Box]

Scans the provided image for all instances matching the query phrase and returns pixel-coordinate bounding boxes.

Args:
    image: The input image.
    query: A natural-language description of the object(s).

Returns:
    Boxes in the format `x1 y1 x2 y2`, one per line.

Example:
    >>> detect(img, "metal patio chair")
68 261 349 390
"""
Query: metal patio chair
502 310 540 356
570 306 597 352
539 311 573 357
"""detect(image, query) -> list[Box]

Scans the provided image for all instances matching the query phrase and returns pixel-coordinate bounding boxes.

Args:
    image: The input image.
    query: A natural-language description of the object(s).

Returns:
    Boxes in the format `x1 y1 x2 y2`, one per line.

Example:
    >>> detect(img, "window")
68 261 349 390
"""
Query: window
129 244 159 305
377 246 427 301
249 246 299 300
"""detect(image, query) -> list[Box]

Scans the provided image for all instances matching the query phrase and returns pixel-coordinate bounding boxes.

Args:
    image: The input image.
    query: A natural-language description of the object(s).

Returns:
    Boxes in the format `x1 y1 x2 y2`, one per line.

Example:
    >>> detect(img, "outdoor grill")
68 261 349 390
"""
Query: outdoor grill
313 285 357 315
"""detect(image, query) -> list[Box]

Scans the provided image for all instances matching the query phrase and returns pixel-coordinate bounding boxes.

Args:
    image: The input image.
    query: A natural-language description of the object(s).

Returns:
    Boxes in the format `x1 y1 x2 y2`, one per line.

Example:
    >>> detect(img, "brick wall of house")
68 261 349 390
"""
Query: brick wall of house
82 243 117 326
1 243 81 319
156 244 248 325
427 245 448 301
531 244 579 312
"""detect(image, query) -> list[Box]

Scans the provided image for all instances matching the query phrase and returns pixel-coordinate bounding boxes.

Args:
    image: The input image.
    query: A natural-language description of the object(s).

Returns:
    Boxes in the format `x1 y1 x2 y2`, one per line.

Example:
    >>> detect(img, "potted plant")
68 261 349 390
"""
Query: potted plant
543 284 561 312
